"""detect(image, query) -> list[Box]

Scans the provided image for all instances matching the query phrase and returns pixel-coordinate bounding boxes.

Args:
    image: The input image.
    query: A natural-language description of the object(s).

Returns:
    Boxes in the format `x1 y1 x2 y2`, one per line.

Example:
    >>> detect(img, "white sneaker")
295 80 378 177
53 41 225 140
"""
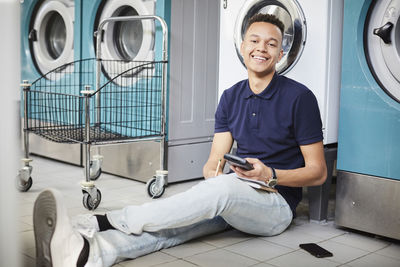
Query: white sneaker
71 214 100 238
34 189 88 267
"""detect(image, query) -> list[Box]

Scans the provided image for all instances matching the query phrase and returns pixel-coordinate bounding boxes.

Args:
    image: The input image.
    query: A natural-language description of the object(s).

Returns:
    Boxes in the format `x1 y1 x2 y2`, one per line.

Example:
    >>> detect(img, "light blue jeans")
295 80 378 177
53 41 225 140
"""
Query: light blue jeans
85 173 293 266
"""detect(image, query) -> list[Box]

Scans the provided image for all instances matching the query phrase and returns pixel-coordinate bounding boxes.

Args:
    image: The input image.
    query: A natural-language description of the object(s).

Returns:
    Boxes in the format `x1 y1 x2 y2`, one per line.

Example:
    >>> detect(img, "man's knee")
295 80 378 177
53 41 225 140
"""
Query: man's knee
205 174 243 198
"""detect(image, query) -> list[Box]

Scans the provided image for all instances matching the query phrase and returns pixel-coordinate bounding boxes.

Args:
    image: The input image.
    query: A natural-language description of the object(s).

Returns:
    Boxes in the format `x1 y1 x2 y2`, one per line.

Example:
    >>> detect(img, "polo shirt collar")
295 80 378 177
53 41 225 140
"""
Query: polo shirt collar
244 72 280 100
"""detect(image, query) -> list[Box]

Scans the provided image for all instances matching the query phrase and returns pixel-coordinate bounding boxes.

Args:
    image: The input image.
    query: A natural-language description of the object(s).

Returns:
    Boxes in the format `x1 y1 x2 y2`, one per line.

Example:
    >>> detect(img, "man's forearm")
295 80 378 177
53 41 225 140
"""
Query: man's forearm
203 159 224 179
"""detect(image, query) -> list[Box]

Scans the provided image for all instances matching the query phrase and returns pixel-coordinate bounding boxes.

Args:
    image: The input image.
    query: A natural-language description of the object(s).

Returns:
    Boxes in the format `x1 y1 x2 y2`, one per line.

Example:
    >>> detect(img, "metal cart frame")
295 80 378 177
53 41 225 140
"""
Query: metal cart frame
17 15 169 210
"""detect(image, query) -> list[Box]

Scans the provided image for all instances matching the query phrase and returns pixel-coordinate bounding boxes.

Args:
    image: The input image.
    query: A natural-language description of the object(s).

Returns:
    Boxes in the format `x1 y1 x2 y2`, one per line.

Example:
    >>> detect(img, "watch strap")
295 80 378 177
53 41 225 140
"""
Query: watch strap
267 167 277 187
270 167 276 179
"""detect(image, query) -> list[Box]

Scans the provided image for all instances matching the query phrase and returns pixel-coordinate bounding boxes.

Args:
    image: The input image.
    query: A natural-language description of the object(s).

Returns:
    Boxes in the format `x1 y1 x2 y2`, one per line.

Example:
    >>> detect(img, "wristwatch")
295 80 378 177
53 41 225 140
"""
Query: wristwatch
266 167 277 187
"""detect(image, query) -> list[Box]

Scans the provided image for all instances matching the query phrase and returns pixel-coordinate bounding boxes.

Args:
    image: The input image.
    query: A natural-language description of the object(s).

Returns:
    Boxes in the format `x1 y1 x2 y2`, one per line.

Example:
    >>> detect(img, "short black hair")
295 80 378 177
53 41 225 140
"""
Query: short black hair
245 13 285 36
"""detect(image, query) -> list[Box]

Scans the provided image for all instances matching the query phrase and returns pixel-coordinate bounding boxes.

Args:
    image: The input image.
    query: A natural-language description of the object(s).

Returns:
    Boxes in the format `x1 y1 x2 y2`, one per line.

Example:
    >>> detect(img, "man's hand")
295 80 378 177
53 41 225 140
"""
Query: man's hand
230 158 271 183
231 141 327 187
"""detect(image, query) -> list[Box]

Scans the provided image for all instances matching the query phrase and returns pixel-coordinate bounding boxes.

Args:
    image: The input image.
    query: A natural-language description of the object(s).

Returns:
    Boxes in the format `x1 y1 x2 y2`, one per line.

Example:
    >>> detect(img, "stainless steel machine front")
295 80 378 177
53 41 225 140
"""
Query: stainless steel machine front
335 171 400 240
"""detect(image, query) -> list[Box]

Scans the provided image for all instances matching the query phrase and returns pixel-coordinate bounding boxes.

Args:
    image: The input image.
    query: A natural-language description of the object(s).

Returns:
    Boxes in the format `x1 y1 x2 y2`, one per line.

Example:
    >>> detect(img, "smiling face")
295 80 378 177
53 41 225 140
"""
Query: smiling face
240 22 284 78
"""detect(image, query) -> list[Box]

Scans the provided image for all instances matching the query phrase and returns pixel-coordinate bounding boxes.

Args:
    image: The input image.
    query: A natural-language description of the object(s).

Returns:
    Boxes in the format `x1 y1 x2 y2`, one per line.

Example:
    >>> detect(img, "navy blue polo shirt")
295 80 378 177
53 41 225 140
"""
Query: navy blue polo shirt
215 73 323 213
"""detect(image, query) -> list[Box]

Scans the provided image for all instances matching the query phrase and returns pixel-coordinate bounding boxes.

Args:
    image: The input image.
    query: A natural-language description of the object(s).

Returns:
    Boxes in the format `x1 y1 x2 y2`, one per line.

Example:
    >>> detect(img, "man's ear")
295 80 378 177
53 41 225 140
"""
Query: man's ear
278 48 283 62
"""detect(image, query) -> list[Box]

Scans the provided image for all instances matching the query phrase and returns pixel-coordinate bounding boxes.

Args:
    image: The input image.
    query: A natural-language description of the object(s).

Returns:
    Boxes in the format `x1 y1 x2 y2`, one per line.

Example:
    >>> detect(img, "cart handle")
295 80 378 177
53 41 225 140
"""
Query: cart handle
94 15 169 171
95 15 168 62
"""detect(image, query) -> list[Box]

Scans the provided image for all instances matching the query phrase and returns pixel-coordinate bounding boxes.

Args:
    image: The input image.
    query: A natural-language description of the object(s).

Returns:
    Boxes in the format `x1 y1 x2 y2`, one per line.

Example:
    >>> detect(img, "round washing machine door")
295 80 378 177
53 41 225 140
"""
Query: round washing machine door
98 0 155 85
234 0 306 75
30 0 74 77
366 0 400 102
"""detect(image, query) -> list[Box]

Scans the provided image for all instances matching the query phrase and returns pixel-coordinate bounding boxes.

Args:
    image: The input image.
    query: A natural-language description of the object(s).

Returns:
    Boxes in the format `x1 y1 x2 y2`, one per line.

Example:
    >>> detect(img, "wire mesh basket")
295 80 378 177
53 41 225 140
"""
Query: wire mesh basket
24 59 166 145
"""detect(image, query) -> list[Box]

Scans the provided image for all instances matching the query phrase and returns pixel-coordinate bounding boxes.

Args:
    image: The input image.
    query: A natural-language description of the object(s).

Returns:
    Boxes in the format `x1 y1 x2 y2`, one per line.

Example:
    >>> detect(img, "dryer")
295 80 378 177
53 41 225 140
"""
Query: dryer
20 0 82 165
218 0 343 145
336 0 400 240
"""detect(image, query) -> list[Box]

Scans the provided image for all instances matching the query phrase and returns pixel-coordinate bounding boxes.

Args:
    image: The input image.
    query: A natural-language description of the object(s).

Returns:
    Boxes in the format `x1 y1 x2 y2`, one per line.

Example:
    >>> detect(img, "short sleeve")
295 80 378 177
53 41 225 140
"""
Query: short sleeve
293 90 323 145
214 92 230 133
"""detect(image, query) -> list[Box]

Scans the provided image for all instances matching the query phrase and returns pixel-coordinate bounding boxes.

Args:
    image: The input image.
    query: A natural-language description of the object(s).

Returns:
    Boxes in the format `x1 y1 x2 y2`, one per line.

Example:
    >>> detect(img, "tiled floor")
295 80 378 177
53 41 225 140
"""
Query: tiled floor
18 156 400 267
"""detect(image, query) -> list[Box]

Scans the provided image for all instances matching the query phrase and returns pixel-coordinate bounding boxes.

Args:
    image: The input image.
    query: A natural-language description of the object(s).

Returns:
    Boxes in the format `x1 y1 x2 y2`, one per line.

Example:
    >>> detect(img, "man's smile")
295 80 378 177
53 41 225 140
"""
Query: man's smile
251 55 268 62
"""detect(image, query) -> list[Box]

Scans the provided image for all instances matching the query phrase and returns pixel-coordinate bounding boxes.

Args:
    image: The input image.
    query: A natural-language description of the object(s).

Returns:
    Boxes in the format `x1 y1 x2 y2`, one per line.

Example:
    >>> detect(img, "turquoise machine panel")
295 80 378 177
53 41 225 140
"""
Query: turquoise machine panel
337 0 400 180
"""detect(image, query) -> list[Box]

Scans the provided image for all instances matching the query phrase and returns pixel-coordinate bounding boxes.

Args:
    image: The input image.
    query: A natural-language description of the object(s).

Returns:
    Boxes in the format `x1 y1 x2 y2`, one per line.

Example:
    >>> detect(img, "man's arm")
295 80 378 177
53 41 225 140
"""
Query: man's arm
203 132 234 179
231 141 327 187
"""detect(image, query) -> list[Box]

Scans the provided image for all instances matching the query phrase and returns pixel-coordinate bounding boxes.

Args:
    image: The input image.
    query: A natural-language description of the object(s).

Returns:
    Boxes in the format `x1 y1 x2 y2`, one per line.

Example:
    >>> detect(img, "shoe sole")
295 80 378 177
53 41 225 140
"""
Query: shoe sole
34 190 58 267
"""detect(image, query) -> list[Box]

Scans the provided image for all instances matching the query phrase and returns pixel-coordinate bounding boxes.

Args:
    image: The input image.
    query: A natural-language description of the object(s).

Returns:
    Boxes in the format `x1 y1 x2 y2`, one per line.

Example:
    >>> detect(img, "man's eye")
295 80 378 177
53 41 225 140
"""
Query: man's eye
268 43 277 47
250 40 257 43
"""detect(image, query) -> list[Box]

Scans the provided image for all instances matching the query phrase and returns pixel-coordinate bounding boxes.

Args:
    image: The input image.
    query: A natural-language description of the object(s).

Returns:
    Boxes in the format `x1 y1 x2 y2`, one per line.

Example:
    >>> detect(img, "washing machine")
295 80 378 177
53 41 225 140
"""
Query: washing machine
20 0 82 165
335 0 400 240
80 0 168 62
79 0 221 186
218 0 343 145
79 0 171 182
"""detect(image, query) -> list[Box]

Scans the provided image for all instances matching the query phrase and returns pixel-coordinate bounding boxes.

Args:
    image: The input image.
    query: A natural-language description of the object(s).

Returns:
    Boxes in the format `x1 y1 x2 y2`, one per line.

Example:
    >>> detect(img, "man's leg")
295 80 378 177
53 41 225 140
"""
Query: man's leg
34 188 229 267
106 173 292 236
86 217 229 266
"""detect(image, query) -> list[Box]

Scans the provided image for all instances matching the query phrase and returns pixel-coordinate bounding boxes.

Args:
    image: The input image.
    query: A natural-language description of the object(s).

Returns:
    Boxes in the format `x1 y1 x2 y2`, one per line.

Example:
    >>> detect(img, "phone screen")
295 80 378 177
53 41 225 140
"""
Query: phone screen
299 243 333 258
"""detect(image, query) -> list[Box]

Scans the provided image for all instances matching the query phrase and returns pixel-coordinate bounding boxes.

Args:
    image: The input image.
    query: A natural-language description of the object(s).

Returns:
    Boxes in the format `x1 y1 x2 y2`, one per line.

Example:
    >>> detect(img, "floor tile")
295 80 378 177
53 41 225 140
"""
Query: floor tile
19 215 33 226
184 248 259 267
22 247 36 259
317 239 370 264
20 254 36 267
162 239 216 258
346 252 400 267
224 238 293 261
154 259 198 267
292 221 347 239
375 243 400 261
200 229 253 248
259 227 323 250
19 230 35 251
118 251 177 267
266 250 338 267
329 232 389 252
251 263 277 267
19 221 33 232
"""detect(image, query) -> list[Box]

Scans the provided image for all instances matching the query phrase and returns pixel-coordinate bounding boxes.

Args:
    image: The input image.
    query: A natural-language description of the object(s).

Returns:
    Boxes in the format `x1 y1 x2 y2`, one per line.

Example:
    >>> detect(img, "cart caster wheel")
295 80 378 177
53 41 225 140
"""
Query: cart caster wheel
16 176 33 192
90 168 102 181
146 177 165 198
82 190 102 210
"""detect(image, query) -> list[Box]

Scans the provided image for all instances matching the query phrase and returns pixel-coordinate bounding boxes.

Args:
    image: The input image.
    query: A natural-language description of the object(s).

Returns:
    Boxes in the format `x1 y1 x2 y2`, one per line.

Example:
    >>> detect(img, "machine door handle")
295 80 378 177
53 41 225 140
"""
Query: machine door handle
28 29 37 41
373 22 393 44
94 29 105 42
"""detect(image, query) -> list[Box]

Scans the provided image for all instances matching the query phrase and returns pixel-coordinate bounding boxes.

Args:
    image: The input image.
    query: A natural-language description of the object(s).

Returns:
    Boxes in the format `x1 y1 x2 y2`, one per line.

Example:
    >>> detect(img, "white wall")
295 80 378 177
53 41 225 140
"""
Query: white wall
0 1 20 266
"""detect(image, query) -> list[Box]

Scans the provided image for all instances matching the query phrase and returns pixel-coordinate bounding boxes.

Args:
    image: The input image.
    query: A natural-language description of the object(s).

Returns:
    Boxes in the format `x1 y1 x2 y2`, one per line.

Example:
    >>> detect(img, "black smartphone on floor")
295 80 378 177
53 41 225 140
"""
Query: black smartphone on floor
299 243 333 258
223 154 254 171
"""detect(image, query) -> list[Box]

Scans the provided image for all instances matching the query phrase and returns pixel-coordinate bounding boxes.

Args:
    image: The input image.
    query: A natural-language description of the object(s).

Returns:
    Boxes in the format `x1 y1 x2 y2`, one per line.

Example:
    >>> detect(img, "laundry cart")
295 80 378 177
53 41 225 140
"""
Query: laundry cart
17 16 169 210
